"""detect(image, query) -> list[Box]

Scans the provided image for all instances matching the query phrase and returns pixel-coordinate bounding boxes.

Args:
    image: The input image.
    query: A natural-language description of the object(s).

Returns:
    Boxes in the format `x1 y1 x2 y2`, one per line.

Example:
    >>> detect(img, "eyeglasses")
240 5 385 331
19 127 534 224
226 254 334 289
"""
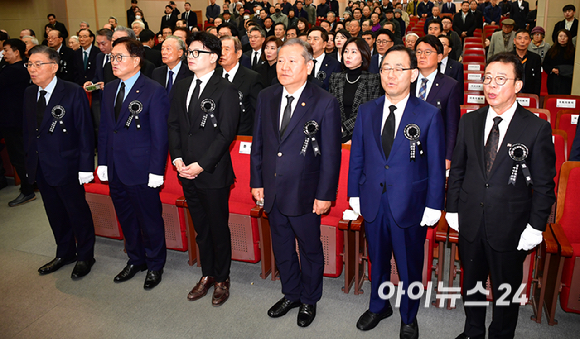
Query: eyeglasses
415 50 436 56
482 75 517 86
381 66 414 75
110 54 137 62
187 49 212 58
24 62 56 69
376 39 393 45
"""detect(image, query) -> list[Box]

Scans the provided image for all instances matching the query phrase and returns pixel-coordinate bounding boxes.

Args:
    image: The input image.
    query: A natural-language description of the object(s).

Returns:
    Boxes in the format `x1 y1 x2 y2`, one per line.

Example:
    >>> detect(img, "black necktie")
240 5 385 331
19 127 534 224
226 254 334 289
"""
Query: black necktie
224 73 230 82
167 70 174 93
252 51 258 67
484 116 503 174
37 90 47 128
188 79 202 122
115 82 125 121
280 95 294 137
382 105 397 160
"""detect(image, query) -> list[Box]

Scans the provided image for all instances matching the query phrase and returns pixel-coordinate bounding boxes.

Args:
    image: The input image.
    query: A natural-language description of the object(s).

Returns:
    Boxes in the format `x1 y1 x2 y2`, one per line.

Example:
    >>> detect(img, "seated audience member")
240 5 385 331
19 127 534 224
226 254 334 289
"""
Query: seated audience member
274 22 286 41
394 10 406 34
513 29 541 97
331 29 352 62
362 30 376 54
329 37 382 143
487 19 515 61
528 26 550 62
405 32 419 49
427 19 443 36
325 32 336 54
424 6 441 35
68 35 80 50
438 34 464 87
254 36 283 87
286 26 298 39
307 26 342 90
22 35 39 58
263 17 275 37
173 27 190 42
206 26 218 37
134 9 150 30
131 20 145 39
441 17 462 61
369 29 395 74
543 29 575 95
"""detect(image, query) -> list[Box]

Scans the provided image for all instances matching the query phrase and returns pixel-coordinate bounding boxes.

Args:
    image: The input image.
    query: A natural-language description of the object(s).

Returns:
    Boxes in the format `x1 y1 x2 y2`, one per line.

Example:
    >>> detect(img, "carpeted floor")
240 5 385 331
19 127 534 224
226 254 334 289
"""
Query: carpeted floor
0 181 578 339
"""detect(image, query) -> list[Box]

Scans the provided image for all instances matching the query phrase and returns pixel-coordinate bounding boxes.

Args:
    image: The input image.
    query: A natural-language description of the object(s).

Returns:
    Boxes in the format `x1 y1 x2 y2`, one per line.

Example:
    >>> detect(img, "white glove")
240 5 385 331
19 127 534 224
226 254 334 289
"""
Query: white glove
349 197 361 215
420 207 441 227
96 166 108 181
78 172 94 185
148 173 164 188
343 210 359 220
446 212 459 232
517 224 543 251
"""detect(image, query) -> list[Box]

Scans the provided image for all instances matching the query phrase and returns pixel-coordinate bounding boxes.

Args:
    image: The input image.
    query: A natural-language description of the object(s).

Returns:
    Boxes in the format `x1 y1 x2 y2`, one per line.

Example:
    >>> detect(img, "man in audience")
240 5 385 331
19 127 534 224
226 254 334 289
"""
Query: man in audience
317 0 330 19
441 17 462 60
207 0 221 24
484 0 501 25
308 26 341 90
20 29 36 40
552 4 578 43
453 1 476 39
108 17 118 30
438 34 464 87
173 27 190 42
487 18 515 60
274 22 286 41
74 28 99 86
510 0 529 30
447 52 555 339
23 45 95 278
442 0 456 14
182 2 198 31
152 35 191 98
272 3 289 27
350 18 362 37
47 30 76 82
369 29 395 73
47 14 68 39
470 0 484 29
513 29 541 97
127 0 138 27
417 0 435 18
140 29 162 67
244 26 266 69
427 18 443 36
405 32 419 49
362 30 376 54
305 0 317 25
97 37 169 290
161 4 178 32
424 6 441 35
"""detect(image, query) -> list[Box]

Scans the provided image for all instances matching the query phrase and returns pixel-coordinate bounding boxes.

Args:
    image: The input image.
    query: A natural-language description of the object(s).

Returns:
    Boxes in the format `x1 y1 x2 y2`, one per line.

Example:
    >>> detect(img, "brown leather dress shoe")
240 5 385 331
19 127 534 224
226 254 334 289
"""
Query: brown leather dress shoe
212 278 230 307
187 276 215 301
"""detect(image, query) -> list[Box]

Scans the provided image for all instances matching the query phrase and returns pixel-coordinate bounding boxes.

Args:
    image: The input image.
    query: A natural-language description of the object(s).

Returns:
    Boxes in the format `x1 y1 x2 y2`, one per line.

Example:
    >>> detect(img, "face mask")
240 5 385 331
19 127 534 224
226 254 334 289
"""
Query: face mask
135 15 141 20
244 15 250 20
275 8 281 13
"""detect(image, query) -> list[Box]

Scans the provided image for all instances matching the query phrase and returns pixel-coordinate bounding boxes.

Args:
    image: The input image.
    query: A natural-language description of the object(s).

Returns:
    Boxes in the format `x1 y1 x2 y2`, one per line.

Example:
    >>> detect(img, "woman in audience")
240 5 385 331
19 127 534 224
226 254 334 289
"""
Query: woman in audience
405 32 419 50
331 29 351 62
42 24 52 46
543 29 575 95
134 9 150 30
528 26 550 62
255 36 283 88
297 18 309 35
326 32 336 55
329 37 382 143
68 35 80 50
334 22 345 32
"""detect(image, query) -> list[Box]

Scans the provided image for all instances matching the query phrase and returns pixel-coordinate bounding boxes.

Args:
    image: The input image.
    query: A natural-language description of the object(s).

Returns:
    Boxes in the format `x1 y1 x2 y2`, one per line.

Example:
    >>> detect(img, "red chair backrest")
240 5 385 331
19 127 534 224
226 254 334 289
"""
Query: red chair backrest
160 154 183 196
463 54 485 63
543 95 580 129
552 130 568 195
556 162 580 244
555 110 580 156
527 108 551 124
460 105 484 116
228 136 254 207
330 144 351 218
463 62 486 71
464 43 484 50
464 48 485 55
516 93 539 108
463 91 487 105
464 37 483 44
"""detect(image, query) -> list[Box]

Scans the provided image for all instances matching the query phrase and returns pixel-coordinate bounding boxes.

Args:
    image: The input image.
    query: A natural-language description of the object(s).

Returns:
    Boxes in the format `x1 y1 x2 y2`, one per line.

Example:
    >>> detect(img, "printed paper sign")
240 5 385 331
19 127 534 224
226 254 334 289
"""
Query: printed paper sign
468 64 481 71
468 83 483 91
239 141 252 154
467 73 482 81
572 115 579 125
467 95 485 104
516 97 530 106
556 99 576 108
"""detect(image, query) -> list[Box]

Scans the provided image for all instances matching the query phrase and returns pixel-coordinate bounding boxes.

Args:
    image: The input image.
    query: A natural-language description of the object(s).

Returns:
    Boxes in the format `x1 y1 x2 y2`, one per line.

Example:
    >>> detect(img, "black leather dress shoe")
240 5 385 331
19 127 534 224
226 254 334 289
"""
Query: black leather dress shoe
38 257 76 275
9 192 36 207
455 333 484 339
400 318 418 339
71 258 96 279
144 270 163 289
297 303 316 327
114 263 147 282
356 307 393 331
267 297 301 318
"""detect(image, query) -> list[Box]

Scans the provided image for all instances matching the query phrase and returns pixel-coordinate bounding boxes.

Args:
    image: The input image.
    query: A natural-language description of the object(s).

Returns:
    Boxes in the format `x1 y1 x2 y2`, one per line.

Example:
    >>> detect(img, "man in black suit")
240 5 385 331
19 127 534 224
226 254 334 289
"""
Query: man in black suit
182 2 198 31
470 0 484 29
168 32 239 306
152 36 192 98
243 27 266 69
250 39 341 328
441 17 463 60
47 30 77 83
74 29 99 86
552 4 578 43
160 5 179 33
424 6 441 35
0 39 36 207
442 0 457 14
453 1 477 39
127 0 138 27
438 34 464 89
47 14 68 39
140 29 163 67
513 29 541 97
307 27 341 91
23 45 96 278
368 29 395 74
447 53 556 339
169 1 180 17
412 35 461 169
510 0 529 30
219 36 263 135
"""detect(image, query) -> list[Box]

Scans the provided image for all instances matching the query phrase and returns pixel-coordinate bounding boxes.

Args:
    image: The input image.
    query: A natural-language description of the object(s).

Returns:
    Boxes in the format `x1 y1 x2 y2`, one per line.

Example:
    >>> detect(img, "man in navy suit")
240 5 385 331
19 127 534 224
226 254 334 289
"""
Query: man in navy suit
250 39 341 328
348 45 446 337
74 29 99 86
182 2 198 31
412 35 461 169
152 36 192 99
23 45 96 278
307 27 341 91
369 29 396 74
96 37 169 290
442 0 457 14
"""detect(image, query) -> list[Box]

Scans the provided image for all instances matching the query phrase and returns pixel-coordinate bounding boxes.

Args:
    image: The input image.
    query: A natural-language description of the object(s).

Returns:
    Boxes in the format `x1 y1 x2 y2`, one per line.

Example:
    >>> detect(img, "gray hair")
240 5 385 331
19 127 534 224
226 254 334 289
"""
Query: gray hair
109 16 117 23
80 21 90 27
23 35 39 46
29 45 60 63
220 35 242 52
114 26 136 39
69 35 79 43
249 26 266 38
163 36 187 61
132 20 145 30
280 38 313 62
405 32 419 40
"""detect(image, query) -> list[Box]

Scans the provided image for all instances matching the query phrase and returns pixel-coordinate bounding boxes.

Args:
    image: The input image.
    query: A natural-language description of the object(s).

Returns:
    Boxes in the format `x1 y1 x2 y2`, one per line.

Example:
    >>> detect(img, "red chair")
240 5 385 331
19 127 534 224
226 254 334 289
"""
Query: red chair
516 93 539 108
159 155 188 252
552 130 568 196
464 81 484 92
464 37 483 44
555 110 580 156
463 48 485 55
460 105 484 116
541 71 548 97
462 54 485 63
84 170 124 240
527 108 551 124
543 95 580 129
464 43 484 50
463 62 486 71
463 91 487 105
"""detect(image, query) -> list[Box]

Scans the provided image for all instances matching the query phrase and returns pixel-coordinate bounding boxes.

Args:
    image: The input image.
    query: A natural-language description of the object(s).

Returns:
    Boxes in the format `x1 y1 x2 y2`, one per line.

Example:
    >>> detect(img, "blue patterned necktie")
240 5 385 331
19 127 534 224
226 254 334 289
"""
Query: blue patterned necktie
418 78 428 101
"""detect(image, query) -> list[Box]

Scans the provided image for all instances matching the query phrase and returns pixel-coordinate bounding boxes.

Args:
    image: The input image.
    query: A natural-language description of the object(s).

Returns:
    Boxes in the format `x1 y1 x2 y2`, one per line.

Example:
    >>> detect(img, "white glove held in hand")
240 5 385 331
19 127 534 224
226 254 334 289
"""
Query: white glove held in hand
517 224 543 251
445 212 459 232
420 207 441 227
148 173 164 188
96 166 108 181
349 197 361 215
78 172 94 185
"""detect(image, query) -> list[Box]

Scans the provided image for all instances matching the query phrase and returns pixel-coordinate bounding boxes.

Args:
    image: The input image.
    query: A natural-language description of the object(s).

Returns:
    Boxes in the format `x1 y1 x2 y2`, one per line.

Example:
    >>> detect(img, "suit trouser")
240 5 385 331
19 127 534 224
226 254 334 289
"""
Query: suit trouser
364 192 427 325
459 219 528 339
0 126 34 195
268 200 324 305
108 168 166 271
181 179 231 282
35 165 95 261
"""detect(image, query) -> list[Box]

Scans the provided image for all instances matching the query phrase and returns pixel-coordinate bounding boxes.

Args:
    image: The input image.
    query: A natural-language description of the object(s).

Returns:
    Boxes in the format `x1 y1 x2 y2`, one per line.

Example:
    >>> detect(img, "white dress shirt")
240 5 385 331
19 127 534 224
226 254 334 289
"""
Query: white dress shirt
313 53 325 75
381 93 410 136
186 70 214 111
415 69 437 99
38 76 58 103
483 99 518 147
440 56 448 74
279 81 307 129
222 61 240 81
251 49 262 65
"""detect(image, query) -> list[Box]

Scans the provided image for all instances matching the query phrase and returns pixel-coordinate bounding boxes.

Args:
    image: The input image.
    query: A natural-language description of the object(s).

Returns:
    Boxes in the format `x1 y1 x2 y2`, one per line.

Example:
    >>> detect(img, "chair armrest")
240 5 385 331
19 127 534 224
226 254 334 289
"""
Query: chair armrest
350 216 364 231
448 227 459 244
435 216 449 242
542 224 558 254
550 223 574 257
338 218 350 230
176 196 188 208
250 205 264 218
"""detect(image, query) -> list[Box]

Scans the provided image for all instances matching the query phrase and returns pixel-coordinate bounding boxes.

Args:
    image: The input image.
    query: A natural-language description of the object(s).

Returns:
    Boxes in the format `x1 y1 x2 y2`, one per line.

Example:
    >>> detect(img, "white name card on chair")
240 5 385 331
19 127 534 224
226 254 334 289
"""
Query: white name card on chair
239 141 252 154
467 73 482 81
556 99 576 108
468 83 483 91
572 115 579 125
516 97 530 106
468 64 481 71
467 95 485 104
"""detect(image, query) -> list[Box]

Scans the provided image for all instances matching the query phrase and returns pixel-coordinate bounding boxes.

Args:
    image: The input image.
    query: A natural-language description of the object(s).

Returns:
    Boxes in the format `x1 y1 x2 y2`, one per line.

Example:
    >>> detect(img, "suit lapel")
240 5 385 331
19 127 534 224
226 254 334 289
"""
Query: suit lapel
488 106 529 178
427 72 444 103
115 74 145 128
270 85 283 140
372 96 385 156
41 79 66 130
280 82 314 142
190 72 220 129
473 107 487 177
389 96 420 161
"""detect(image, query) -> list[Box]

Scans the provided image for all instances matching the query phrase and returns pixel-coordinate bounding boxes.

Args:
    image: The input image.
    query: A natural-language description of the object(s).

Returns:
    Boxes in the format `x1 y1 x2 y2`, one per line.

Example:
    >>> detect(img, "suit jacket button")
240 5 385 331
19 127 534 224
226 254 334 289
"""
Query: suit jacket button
480 202 484 206
37 135 40 138
380 183 383 186
485 184 489 188
113 130 117 133
385 165 389 169
277 152 282 157
189 133 192 136
36 151 38 154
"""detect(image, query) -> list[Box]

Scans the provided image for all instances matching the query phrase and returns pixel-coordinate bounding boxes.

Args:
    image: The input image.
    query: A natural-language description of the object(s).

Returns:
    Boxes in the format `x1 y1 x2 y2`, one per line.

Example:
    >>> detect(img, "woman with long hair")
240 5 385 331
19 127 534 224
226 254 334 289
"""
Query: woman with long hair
329 37 382 143
255 36 283 87
326 32 336 54
329 29 351 62
543 29 575 95
297 18 310 34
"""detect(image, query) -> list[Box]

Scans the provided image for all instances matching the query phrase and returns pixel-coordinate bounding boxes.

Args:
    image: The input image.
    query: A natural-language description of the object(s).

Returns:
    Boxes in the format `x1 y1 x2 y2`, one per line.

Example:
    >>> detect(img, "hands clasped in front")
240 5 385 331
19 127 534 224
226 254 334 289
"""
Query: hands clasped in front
174 159 203 180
